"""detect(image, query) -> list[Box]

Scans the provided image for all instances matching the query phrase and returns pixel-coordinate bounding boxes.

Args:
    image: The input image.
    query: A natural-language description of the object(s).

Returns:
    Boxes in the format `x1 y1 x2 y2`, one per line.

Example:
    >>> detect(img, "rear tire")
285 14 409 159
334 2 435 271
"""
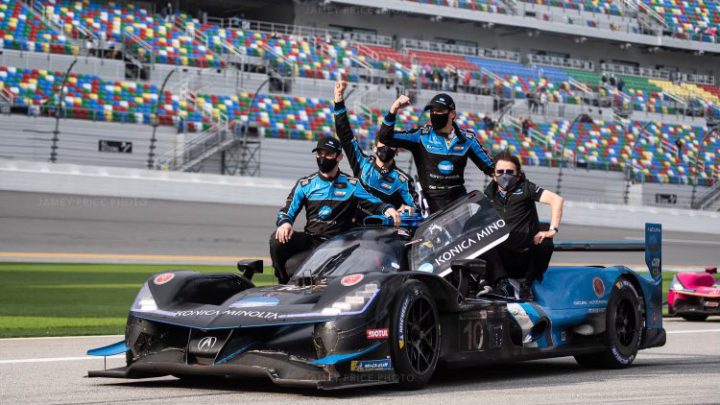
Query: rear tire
681 314 708 322
389 280 441 389
575 278 642 369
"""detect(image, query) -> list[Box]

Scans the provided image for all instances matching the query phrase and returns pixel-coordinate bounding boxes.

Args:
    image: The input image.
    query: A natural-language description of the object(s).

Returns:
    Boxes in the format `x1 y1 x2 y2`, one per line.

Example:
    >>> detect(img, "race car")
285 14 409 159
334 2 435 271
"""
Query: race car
88 191 666 390
668 267 720 321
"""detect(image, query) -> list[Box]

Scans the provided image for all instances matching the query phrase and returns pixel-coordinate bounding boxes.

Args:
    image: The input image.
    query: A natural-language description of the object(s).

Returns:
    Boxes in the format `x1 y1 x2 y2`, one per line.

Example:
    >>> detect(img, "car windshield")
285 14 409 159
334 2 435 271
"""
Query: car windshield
410 192 508 276
291 230 407 280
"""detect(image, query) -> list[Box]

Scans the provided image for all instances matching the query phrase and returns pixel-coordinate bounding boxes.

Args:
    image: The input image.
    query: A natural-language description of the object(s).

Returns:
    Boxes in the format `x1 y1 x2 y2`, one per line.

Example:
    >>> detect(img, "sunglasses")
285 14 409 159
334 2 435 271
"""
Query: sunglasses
495 169 516 175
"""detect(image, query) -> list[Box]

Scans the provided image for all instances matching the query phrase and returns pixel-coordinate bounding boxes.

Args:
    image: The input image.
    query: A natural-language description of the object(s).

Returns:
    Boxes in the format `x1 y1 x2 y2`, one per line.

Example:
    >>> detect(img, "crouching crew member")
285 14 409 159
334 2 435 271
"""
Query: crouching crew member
333 80 417 213
377 93 495 213
270 136 400 284
484 150 564 296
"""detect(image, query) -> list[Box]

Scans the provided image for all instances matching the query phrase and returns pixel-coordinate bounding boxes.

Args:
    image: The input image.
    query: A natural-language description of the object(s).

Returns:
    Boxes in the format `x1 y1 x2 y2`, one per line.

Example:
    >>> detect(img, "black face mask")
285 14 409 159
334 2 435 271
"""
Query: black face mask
376 146 396 163
496 174 519 191
430 112 450 132
316 157 338 173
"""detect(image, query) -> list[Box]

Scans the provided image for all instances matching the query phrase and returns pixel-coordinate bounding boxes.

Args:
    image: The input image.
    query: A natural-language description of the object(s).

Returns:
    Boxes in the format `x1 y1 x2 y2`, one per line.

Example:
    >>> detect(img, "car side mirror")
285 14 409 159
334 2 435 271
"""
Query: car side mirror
237 259 263 280
706 267 717 275
451 259 487 277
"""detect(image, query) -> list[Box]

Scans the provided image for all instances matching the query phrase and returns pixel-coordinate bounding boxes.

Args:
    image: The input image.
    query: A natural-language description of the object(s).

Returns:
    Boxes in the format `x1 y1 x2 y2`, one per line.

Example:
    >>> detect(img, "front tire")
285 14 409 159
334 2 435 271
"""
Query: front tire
389 280 441 389
575 278 642 369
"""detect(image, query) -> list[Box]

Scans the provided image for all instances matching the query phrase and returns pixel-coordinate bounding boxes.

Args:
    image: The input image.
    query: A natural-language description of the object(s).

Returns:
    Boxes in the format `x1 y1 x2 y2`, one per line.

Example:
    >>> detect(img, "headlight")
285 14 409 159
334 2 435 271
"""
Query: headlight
131 282 158 312
671 276 695 293
321 283 379 316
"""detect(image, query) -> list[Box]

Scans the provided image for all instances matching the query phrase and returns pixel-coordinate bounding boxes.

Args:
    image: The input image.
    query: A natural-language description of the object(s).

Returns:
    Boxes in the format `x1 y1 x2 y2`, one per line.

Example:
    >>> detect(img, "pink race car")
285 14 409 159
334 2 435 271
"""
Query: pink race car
668 267 720 321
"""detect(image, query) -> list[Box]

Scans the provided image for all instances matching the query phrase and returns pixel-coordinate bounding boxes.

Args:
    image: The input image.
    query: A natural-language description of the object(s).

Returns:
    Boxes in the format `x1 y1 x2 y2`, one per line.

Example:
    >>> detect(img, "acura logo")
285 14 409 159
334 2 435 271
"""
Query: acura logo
197 336 218 351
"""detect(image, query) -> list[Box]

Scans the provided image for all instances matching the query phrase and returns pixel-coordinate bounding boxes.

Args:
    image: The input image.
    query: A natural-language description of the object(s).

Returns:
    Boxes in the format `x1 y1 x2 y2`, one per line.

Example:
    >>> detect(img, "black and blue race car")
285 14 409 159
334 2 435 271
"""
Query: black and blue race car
88 191 666 389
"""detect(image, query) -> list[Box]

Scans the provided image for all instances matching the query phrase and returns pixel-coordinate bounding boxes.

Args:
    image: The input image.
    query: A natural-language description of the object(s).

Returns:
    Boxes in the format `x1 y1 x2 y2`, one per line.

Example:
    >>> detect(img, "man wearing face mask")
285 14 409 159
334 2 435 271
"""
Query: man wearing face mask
270 136 401 284
483 150 564 297
377 93 494 213
332 81 417 213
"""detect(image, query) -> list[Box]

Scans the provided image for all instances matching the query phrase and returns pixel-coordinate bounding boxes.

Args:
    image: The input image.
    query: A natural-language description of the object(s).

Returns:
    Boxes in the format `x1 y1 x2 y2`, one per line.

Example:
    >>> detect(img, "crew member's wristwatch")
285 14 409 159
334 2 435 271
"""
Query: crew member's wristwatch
549 226 559 233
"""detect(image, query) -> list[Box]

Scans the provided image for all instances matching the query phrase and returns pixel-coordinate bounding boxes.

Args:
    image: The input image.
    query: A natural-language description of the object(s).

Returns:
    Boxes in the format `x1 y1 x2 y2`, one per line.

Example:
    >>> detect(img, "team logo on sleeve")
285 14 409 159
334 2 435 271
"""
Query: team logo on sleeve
318 206 333 220
437 160 454 175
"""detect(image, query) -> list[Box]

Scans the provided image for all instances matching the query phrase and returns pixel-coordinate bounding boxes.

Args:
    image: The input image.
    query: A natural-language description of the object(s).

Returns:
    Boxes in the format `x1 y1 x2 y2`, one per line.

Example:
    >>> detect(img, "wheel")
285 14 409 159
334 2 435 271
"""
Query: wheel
389 280 441 389
575 278 642 369
681 313 708 322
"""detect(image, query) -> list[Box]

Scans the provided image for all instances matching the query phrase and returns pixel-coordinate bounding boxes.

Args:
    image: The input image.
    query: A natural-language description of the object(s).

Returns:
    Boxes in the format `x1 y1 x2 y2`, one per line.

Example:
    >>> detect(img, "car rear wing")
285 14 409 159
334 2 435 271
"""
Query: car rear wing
553 223 662 281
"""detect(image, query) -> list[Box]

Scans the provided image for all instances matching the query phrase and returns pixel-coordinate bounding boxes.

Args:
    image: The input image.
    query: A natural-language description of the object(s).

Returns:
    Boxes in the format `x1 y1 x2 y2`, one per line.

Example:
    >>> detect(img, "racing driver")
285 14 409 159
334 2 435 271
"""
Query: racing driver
333 80 417 214
377 93 495 213
270 136 400 284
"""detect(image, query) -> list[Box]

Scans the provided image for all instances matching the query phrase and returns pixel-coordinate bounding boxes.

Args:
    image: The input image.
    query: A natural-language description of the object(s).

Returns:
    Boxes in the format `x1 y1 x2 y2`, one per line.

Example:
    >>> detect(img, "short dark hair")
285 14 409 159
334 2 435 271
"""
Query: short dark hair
493 149 522 173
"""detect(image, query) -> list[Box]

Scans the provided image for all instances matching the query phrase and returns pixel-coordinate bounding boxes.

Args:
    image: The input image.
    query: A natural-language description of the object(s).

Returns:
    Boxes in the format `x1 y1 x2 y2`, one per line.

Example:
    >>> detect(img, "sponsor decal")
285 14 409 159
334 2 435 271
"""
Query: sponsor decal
153 273 174 285
433 219 506 267
452 145 465 151
318 205 333 220
197 336 218 352
593 277 606 298
573 299 608 306
366 328 389 340
341 274 364 287
173 309 279 320
380 182 393 190
274 285 313 291
229 296 280 308
334 190 346 197
437 160 454 175
398 296 410 349
417 263 434 273
350 359 392 372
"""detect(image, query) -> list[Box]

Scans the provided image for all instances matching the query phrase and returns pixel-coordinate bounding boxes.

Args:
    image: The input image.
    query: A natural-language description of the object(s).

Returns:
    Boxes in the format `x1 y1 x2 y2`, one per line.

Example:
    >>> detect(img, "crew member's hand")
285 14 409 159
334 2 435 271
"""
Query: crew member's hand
398 204 415 215
390 95 411 114
384 207 401 227
533 230 556 245
334 80 348 103
275 223 294 244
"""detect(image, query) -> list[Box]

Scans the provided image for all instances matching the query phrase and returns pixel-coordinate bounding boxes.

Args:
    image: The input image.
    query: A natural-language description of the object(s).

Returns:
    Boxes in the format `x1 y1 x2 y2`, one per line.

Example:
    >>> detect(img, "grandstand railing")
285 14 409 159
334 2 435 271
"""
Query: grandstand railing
529 54 593 71
600 63 671 80
677 73 715 86
21 0 89 55
400 39 478 57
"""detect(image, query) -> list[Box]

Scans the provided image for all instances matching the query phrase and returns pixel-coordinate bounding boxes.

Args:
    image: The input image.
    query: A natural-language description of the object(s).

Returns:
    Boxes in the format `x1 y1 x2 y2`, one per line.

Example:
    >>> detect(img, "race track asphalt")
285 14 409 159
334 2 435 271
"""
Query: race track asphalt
1 191 718 268
0 319 718 404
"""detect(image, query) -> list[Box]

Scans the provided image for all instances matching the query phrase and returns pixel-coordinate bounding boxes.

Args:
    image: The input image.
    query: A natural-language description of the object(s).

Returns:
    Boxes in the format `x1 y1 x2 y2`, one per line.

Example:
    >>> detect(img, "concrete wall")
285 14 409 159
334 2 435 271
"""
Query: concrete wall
0 115 179 169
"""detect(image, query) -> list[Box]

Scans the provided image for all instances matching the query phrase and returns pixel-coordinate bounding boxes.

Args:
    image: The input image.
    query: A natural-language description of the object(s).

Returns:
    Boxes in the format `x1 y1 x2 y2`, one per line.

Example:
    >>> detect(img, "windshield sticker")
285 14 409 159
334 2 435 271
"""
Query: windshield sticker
153 273 174 285
433 219 505 267
341 274 364 287
229 297 280 308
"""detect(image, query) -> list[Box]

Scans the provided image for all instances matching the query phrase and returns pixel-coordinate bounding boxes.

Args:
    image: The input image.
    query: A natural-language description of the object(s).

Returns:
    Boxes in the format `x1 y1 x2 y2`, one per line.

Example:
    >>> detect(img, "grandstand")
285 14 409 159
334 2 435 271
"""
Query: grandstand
0 0 719 210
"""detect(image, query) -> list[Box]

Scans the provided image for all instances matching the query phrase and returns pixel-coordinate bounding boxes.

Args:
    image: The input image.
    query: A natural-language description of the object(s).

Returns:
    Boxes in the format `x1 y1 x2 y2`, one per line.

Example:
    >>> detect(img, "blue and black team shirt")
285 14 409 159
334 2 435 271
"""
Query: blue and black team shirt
277 171 392 238
377 110 494 195
333 101 417 209
485 177 545 250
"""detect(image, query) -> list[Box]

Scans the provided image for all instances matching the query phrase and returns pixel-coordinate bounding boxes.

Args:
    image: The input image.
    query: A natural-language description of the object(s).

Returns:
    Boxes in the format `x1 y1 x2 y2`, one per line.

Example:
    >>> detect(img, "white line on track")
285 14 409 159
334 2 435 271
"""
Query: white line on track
0 335 122 342
666 329 720 334
623 236 720 246
0 355 123 365
1 330 719 365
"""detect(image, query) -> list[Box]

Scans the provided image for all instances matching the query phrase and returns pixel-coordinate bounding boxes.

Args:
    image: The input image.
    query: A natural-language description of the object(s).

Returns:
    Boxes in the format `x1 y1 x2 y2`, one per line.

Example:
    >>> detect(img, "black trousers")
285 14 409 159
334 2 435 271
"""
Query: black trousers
269 231 322 284
482 238 554 283
425 187 467 214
